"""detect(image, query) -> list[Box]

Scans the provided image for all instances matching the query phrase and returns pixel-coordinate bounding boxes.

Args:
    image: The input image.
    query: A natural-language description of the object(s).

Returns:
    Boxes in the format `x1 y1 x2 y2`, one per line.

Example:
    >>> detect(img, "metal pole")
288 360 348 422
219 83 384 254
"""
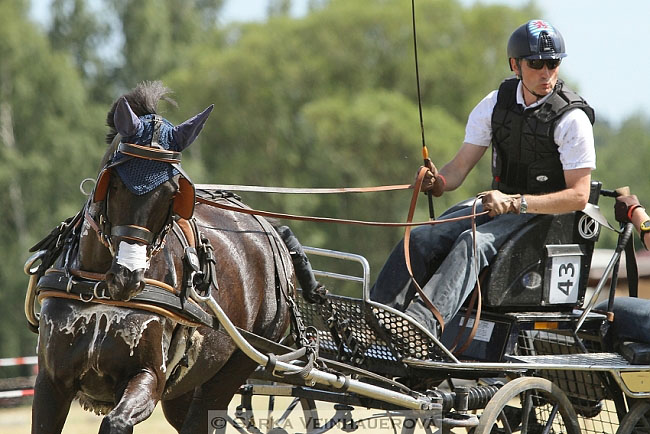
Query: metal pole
189 286 439 412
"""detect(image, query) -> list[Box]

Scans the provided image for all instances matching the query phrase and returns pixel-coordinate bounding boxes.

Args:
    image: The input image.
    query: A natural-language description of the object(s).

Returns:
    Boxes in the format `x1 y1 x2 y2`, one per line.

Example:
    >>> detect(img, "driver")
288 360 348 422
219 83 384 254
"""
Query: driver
370 20 596 336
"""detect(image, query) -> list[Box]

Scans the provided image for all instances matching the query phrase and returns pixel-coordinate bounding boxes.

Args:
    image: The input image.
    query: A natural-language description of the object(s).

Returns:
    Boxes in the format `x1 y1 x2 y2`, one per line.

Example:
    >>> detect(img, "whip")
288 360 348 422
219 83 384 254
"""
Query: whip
410 0 435 219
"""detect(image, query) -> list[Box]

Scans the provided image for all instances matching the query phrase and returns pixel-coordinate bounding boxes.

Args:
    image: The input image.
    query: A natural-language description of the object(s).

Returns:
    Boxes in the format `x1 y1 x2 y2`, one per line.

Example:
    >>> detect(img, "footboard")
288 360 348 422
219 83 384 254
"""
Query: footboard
295 248 453 378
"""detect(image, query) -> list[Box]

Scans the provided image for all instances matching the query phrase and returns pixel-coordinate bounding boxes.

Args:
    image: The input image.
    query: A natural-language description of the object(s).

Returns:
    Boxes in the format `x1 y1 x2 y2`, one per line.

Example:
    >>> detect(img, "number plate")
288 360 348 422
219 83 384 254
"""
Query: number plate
548 255 581 304
458 317 495 342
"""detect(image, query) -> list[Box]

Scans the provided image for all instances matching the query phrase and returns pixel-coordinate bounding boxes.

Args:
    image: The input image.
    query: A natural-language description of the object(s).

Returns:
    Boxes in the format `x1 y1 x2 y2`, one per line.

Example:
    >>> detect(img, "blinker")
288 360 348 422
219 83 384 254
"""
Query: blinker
92 167 196 220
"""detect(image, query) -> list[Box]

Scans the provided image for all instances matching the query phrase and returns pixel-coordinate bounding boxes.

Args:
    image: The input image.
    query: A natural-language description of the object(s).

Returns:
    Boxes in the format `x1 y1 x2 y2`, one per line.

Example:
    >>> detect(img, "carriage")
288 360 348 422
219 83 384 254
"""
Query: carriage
186 181 650 434
22 84 650 434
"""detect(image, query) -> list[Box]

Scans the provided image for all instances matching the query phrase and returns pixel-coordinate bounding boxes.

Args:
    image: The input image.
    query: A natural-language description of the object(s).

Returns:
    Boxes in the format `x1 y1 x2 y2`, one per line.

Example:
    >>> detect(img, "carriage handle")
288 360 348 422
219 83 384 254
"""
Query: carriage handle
302 246 371 299
23 250 47 331
575 222 634 332
187 285 440 411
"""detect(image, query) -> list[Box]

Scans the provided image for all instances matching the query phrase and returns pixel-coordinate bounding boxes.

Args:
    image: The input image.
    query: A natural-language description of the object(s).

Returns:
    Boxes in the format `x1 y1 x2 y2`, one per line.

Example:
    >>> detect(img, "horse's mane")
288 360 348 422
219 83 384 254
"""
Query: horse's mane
100 81 177 168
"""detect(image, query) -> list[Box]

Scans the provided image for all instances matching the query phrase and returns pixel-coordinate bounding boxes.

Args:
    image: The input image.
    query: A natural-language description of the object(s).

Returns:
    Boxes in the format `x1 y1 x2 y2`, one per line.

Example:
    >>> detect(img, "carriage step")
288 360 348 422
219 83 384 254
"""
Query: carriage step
506 352 634 368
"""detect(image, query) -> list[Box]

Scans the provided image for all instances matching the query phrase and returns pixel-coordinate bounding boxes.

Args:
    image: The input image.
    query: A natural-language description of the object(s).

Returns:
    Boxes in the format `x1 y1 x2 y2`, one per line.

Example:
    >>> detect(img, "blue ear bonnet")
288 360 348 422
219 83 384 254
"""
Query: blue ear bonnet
113 115 180 195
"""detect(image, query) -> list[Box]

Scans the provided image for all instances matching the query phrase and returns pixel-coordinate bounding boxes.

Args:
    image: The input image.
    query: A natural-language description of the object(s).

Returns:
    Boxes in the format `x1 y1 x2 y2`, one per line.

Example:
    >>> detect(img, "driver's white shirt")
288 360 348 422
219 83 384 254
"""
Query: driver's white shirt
464 81 596 171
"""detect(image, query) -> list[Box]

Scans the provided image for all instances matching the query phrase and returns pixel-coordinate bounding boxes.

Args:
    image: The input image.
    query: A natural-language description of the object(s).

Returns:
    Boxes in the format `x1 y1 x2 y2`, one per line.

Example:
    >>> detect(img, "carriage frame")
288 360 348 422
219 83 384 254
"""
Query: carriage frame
193 183 650 434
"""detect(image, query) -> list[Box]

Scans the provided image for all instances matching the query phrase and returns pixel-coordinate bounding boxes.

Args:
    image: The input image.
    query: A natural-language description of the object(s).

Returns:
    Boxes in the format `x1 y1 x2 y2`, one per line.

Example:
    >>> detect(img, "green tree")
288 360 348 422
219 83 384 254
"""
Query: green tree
164 0 536 279
108 0 225 88
0 0 105 359
7 0 647 361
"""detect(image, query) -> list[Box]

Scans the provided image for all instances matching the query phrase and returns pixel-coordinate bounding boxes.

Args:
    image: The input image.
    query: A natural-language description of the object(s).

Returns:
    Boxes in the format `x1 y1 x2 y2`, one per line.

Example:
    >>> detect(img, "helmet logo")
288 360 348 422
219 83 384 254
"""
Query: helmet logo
528 20 554 36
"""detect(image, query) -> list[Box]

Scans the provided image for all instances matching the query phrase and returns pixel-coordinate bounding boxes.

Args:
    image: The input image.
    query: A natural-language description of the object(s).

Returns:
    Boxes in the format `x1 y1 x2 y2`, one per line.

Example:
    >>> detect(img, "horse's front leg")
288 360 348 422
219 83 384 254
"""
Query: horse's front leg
99 369 163 434
31 371 75 434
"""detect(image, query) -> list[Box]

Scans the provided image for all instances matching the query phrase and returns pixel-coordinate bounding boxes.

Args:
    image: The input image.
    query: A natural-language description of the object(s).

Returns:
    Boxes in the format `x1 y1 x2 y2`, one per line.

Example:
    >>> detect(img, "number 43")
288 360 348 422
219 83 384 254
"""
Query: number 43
557 263 575 295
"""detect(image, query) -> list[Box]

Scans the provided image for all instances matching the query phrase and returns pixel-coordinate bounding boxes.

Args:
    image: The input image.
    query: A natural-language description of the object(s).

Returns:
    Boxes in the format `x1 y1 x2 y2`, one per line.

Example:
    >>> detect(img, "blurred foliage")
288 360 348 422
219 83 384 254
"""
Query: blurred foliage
0 0 648 358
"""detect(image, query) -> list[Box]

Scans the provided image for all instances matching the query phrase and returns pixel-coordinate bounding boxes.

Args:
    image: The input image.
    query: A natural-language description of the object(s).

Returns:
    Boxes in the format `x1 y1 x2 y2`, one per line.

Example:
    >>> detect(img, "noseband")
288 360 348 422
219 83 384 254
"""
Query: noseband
86 115 196 259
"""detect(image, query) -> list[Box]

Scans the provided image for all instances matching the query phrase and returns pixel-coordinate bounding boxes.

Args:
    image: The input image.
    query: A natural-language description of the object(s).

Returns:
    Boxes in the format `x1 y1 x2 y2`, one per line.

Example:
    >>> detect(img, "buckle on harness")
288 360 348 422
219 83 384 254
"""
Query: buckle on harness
184 246 201 273
93 281 110 300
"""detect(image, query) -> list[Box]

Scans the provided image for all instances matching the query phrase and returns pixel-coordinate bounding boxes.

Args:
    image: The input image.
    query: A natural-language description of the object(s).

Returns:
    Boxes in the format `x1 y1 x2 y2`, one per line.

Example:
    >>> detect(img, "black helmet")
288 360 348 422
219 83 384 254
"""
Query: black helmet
507 20 567 62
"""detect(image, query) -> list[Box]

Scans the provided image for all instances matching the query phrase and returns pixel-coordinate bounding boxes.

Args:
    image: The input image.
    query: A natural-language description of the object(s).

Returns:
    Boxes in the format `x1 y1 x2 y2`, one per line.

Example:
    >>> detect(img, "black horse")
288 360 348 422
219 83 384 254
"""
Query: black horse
30 82 300 433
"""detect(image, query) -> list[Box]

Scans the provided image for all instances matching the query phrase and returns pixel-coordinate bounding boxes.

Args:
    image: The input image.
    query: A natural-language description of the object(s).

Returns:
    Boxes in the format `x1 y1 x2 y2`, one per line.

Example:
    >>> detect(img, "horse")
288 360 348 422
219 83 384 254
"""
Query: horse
30 81 296 433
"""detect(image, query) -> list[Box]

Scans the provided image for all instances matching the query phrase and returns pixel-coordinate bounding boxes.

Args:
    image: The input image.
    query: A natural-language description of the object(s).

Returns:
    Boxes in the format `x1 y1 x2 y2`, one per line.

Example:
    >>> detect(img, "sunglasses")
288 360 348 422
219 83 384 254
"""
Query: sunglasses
526 58 562 70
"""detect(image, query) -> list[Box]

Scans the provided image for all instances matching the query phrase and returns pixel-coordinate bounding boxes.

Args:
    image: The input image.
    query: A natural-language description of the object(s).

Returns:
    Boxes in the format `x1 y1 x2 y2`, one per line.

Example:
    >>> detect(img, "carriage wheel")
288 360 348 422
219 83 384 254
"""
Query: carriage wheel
473 377 581 434
616 400 650 433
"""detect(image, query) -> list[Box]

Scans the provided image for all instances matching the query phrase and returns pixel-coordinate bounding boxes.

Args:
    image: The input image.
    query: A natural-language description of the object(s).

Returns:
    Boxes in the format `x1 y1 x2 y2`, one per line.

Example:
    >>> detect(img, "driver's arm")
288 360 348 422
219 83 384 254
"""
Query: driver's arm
481 168 592 217
437 142 488 192
521 167 592 214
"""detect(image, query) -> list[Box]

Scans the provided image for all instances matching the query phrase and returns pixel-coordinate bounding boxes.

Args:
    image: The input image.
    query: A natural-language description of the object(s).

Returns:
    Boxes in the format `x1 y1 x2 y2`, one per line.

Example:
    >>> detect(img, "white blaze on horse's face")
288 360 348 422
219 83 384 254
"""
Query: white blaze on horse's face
116 241 150 272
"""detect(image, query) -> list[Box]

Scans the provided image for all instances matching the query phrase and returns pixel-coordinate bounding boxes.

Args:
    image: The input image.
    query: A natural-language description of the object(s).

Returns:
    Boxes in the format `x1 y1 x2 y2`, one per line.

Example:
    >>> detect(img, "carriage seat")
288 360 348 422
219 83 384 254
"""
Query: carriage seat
480 181 603 311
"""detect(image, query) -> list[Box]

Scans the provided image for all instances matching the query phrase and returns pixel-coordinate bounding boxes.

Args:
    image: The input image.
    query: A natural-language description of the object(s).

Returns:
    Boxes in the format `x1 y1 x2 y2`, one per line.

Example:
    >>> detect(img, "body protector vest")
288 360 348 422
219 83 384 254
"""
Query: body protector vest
490 78 595 194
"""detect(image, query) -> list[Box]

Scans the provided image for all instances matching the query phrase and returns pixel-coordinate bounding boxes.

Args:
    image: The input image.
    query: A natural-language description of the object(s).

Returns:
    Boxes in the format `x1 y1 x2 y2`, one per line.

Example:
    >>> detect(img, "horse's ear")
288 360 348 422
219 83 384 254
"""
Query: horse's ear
172 105 214 150
114 97 141 138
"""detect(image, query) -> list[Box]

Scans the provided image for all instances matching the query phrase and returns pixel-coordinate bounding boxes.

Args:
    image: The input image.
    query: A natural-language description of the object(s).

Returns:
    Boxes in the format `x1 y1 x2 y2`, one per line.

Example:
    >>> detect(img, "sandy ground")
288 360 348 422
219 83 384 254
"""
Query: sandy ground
1 396 441 434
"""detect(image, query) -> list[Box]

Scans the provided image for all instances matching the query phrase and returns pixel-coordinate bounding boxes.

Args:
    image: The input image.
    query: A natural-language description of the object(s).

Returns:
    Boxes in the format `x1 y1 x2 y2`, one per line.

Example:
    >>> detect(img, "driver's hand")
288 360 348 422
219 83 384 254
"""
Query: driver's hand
418 159 445 197
615 194 644 223
481 190 521 217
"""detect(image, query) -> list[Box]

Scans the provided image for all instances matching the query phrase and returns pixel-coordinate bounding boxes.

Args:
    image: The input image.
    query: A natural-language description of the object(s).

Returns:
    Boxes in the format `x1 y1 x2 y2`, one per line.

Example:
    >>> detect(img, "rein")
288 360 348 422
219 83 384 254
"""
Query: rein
401 169 485 351
196 187 488 228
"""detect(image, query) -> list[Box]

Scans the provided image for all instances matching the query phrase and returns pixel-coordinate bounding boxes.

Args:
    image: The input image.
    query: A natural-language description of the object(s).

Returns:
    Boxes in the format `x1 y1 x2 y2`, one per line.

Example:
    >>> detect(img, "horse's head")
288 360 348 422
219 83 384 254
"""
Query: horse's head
92 96 213 301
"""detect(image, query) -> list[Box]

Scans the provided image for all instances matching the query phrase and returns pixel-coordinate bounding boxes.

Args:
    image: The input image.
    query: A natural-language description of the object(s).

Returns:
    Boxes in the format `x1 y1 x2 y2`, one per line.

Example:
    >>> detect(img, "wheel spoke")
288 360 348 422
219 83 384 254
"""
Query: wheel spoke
497 409 513 434
521 390 532 434
640 412 650 430
276 396 300 425
541 403 559 434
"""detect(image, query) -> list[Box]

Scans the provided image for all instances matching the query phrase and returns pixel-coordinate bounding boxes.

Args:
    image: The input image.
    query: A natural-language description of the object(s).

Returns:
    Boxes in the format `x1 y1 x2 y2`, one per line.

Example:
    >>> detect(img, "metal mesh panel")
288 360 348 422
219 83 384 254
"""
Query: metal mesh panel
533 397 621 434
525 389 569 433
372 306 432 360
516 330 607 401
295 292 441 375
515 328 621 433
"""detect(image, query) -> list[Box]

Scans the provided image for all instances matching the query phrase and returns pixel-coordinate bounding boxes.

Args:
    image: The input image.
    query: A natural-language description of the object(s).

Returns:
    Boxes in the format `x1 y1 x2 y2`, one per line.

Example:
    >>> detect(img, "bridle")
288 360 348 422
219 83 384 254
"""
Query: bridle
86 115 196 260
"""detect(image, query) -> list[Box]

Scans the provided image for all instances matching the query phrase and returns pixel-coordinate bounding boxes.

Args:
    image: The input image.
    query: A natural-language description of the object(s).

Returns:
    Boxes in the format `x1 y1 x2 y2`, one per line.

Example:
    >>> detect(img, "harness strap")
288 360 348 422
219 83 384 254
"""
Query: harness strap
39 290 204 328
111 224 155 245
174 218 196 248
70 268 176 293
38 269 217 328
84 206 110 249
625 237 639 297
150 115 163 148
117 142 182 164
